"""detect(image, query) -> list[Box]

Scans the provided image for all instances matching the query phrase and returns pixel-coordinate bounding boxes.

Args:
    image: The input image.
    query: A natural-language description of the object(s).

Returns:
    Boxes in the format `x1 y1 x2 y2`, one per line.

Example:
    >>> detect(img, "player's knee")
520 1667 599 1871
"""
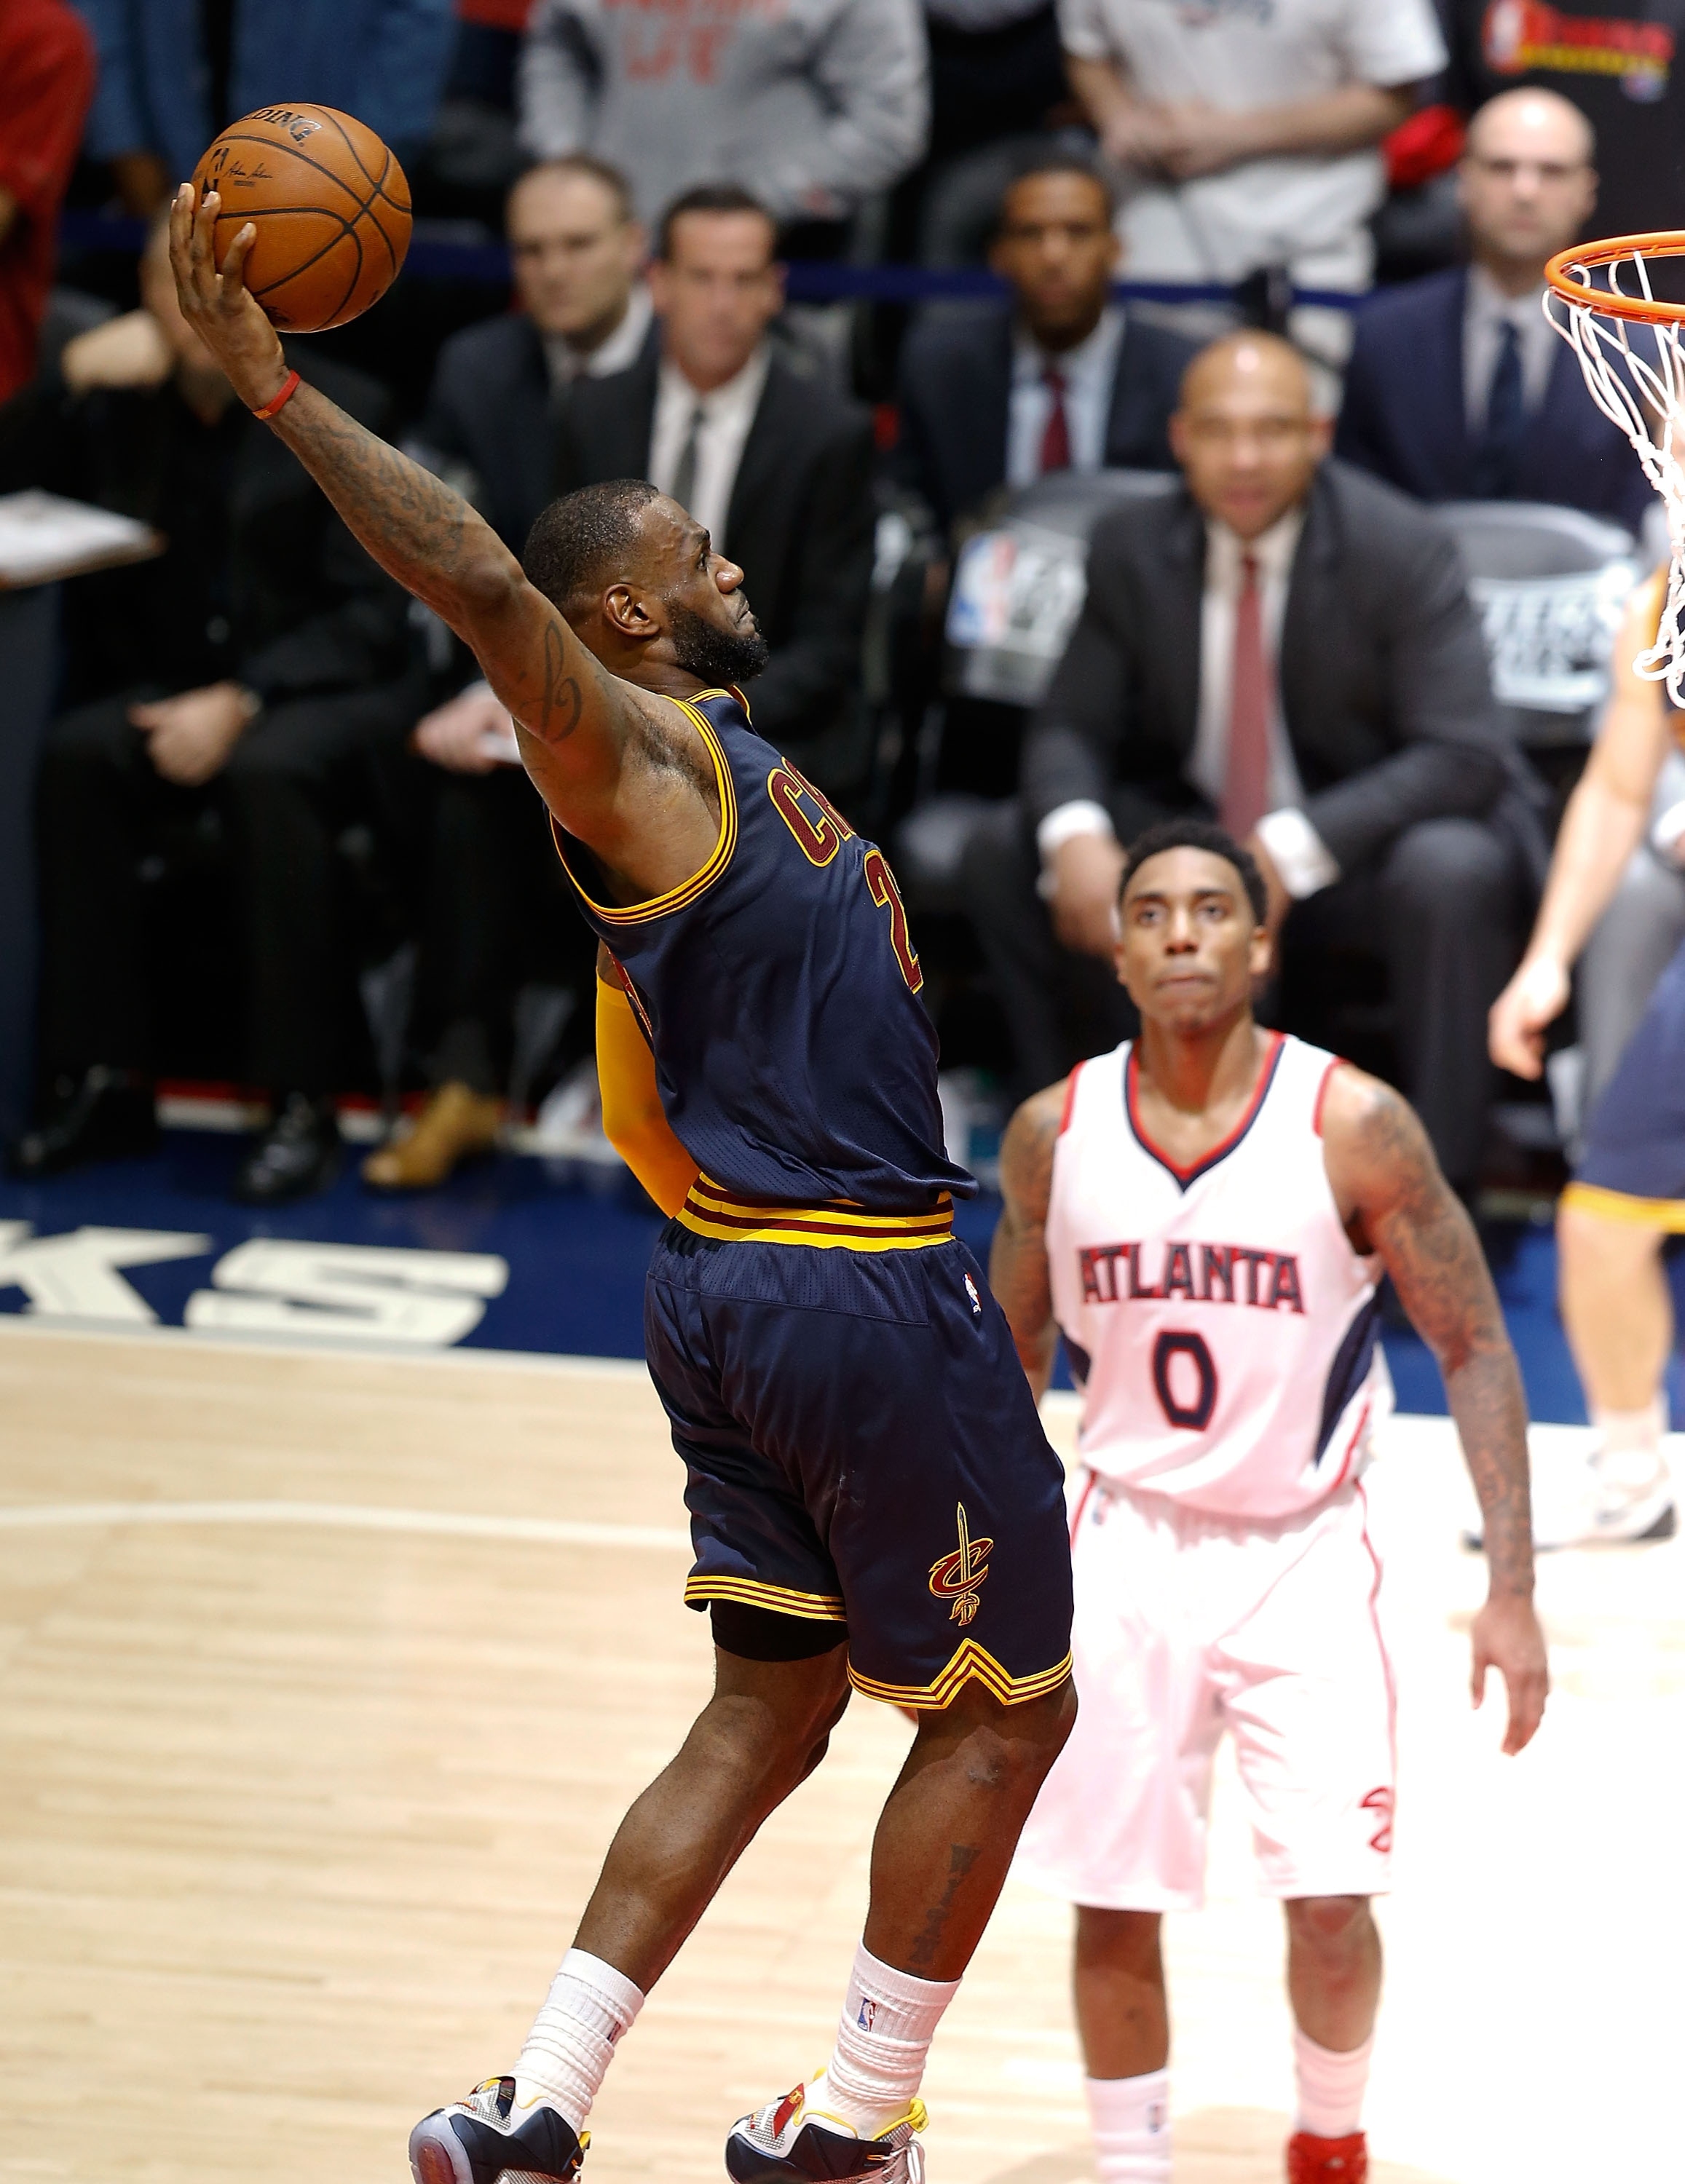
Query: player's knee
917 1674 1076 1792
1285 1894 1376 1965
1383 817 1510 919
1076 1904 1163 1975
1558 1197 1661 1273
699 1653 851 1791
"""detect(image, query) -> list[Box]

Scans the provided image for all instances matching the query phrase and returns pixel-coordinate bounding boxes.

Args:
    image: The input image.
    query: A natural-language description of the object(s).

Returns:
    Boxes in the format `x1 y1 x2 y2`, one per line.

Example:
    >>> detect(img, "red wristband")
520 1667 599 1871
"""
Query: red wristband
250 369 301 422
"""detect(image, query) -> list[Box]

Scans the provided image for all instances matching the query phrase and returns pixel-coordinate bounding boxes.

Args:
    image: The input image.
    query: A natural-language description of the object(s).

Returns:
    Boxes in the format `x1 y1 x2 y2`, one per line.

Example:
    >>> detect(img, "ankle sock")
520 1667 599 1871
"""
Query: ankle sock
1292 2027 1372 2139
514 1947 644 2132
1085 2069 1171 2182
1592 1395 1668 1477
818 1943 959 2134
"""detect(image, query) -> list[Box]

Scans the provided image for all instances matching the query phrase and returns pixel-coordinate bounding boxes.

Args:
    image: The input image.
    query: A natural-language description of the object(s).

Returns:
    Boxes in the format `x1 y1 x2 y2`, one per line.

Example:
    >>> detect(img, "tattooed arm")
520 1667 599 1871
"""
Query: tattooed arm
166 185 641 850
991 1083 1068 1401
1322 1065 1549 1755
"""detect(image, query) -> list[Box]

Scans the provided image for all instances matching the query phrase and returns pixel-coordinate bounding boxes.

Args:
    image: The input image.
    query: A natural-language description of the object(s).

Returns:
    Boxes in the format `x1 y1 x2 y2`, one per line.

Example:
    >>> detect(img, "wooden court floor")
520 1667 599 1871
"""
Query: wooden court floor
1 1321 1681 2183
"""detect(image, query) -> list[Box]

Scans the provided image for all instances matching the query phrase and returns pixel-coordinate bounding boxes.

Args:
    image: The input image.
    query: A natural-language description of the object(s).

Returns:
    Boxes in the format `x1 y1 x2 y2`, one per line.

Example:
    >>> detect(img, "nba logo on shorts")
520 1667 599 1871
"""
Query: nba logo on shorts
963 1272 982 1317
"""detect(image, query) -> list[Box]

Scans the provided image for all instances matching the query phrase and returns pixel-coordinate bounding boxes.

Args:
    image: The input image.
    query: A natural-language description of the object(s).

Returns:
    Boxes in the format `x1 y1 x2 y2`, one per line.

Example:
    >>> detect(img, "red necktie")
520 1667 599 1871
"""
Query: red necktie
1221 553 1271 839
1040 368 1070 474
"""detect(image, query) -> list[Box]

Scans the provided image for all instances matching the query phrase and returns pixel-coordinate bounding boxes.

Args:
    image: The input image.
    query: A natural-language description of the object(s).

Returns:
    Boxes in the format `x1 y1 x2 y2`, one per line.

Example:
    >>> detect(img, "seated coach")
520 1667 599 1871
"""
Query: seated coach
964 330 1523 1196
1336 87 1649 534
895 156 1195 536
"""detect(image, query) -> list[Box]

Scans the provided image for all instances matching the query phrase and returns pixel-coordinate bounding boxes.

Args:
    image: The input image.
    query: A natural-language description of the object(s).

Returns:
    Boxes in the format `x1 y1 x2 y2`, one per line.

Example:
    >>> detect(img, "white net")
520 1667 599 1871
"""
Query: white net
1545 246 1685 702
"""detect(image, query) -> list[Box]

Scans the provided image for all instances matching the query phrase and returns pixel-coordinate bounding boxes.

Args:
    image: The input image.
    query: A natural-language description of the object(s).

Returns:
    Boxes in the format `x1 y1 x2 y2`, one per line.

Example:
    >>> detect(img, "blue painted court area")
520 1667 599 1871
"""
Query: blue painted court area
3 1128 1684 1423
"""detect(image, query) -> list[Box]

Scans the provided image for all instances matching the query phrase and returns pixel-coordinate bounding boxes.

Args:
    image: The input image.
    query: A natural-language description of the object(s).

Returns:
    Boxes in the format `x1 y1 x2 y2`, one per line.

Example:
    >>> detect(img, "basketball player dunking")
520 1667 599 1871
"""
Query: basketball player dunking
992 821 1548 2184
168 191 1077 2183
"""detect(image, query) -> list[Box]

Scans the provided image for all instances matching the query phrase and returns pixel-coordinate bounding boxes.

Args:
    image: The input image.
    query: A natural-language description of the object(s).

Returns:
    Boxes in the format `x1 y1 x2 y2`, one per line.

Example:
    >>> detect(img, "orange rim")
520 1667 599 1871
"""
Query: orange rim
1545 232 1685 326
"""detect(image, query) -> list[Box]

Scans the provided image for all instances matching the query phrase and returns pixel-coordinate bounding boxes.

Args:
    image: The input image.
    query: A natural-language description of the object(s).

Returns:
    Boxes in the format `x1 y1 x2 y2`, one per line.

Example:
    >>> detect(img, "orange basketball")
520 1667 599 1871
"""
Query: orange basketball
192 105 411 333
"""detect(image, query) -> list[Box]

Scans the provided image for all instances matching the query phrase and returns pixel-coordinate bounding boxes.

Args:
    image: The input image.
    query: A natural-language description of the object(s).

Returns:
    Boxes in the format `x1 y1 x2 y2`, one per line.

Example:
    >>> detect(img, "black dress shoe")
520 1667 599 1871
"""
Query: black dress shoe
8 1067 159 1178
232 1092 341 1204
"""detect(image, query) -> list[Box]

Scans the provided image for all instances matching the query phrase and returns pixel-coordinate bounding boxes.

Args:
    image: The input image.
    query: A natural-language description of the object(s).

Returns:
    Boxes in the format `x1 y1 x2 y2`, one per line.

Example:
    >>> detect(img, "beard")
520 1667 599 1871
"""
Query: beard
668 599 772 688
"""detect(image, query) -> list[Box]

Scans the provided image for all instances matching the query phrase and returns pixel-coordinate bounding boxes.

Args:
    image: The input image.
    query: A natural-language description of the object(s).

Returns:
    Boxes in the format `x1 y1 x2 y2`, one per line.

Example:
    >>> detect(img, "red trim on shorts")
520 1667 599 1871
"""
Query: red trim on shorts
1058 1064 1084 1136
1356 1478 1398 1776
1311 1056 1345 1137
1069 1466 1098 1546
1325 1397 1370 1495
1124 1032 1285 1190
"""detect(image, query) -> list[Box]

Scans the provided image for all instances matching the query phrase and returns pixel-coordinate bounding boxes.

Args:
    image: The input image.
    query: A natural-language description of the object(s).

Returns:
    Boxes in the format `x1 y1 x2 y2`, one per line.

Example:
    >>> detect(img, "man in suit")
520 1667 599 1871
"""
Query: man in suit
417 155 654 554
553 182 877 783
964 331 1520 1193
896 157 1195 537
3 215 414 1199
363 154 654 1193
1336 87 1649 533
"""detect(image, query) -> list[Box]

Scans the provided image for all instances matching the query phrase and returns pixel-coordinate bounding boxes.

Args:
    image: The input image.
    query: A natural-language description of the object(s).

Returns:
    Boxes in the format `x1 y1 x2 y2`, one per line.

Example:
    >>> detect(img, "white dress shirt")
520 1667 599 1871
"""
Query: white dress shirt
1038 502 1340 900
648 344 771 553
542 280 654 392
1006 306 1126 491
1462 265 1557 430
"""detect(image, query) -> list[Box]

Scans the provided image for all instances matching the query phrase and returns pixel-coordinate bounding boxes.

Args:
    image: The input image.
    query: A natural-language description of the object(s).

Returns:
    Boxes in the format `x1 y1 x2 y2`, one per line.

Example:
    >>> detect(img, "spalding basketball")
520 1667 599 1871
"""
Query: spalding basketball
192 106 411 333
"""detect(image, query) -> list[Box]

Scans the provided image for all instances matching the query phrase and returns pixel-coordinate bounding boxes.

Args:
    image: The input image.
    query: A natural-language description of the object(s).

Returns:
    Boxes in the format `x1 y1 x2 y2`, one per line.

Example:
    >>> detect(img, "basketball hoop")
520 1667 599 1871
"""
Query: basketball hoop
1545 232 1685 703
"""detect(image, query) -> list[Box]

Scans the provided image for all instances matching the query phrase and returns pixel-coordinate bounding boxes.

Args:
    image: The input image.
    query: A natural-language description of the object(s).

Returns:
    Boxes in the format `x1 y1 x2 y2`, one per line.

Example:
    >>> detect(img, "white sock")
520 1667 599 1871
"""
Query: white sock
1086 2070 1171 2183
819 1943 960 2134
1292 2027 1373 2139
1592 1396 1669 1483
514 1947 644 2132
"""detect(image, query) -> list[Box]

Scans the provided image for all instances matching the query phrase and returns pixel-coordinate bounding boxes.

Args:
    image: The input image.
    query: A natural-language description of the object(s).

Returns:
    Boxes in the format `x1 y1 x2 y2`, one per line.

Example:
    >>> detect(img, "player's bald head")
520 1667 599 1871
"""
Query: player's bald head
1179 331 1312 420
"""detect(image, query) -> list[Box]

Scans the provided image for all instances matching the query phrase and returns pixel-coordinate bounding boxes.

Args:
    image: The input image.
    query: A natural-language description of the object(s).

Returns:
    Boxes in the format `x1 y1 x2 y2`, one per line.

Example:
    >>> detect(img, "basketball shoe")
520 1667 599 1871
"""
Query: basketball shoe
409 2076 587 2184
725 2069 927 2182
1286 2128 1368 2183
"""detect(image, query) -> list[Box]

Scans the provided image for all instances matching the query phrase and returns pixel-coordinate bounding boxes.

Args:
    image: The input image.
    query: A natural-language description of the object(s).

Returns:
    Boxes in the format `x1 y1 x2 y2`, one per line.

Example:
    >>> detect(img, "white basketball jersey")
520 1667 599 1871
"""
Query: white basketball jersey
1046 1033 1391 1519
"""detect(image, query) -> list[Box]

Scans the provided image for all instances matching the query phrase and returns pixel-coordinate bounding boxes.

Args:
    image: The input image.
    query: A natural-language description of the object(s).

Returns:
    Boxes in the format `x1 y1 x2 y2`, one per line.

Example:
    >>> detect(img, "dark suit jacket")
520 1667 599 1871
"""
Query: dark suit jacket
553 344 876 775
893 302 1196 534
0 347 408 711
1335 267 1652 534
1025 459 1512 876
420 309 662 555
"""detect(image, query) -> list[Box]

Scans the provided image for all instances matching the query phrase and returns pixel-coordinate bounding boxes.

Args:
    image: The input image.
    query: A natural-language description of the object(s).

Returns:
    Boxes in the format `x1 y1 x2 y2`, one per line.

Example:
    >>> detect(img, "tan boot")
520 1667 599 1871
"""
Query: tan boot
362 1082 505 1192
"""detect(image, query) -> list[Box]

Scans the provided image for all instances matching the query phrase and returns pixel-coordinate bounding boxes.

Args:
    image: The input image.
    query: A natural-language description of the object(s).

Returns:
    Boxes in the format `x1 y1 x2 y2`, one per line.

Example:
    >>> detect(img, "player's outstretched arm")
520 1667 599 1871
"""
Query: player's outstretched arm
167 185 631 833
991 1084 1067 1401
1322 1067 1549 1757
1489 574 1675 1079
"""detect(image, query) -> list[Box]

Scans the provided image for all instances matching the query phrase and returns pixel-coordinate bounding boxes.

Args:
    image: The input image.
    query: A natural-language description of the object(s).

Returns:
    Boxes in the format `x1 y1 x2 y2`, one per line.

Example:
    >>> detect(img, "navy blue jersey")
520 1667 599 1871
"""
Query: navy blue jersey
553 687 974 1211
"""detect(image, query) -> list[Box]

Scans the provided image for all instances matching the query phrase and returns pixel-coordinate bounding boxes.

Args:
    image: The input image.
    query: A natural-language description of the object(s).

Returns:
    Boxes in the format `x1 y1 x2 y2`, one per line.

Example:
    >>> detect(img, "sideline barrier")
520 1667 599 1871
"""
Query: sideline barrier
58 211 1369 314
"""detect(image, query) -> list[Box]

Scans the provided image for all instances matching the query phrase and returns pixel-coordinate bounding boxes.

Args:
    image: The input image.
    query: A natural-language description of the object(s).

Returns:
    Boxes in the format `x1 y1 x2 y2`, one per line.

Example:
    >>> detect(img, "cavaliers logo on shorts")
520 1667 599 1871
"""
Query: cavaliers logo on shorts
928 1503 992 1626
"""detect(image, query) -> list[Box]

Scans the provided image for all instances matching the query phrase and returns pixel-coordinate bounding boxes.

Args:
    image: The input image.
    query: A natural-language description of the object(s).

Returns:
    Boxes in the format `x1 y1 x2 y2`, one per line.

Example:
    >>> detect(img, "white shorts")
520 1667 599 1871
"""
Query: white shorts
1013 1471 1397 1911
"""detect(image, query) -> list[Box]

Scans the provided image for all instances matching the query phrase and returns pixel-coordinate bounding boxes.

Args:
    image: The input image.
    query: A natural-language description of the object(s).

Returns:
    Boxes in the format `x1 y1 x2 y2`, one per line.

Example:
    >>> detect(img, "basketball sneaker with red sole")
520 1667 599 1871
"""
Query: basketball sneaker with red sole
1287 2128 1368 2183
409 2076 587 2184
725 2070 927 2182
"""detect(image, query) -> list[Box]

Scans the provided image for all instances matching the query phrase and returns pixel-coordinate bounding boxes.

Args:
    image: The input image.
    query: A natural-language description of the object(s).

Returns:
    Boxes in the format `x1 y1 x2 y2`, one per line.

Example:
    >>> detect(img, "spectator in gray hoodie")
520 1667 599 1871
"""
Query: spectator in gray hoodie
516 0 929 232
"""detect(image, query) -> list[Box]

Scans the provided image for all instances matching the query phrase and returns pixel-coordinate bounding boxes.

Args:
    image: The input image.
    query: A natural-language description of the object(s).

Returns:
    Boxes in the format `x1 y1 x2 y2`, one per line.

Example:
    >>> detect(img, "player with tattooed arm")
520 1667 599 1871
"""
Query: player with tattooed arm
992 819 1547 2184
168 186 1078 2184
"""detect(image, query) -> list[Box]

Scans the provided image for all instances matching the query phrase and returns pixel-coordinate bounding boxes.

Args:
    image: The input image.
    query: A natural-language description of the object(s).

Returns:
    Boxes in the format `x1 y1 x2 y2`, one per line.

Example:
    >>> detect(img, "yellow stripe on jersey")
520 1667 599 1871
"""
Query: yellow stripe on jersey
682 1573 848 1621
551 696 738 926
676 1174 955 1251
1560 1181 1685 1233
848 1641 1074 1712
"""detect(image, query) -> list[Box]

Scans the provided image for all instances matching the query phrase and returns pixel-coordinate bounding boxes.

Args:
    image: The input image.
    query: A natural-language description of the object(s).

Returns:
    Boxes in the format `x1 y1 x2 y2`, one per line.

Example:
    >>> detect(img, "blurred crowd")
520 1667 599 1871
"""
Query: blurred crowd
1 0 1680 1207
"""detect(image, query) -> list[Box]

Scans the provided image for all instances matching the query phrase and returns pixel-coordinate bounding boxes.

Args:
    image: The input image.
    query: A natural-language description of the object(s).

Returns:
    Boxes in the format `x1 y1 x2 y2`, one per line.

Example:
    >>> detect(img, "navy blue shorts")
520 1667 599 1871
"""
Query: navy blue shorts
644 1216 1074 1710
1572 933 1685 1228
